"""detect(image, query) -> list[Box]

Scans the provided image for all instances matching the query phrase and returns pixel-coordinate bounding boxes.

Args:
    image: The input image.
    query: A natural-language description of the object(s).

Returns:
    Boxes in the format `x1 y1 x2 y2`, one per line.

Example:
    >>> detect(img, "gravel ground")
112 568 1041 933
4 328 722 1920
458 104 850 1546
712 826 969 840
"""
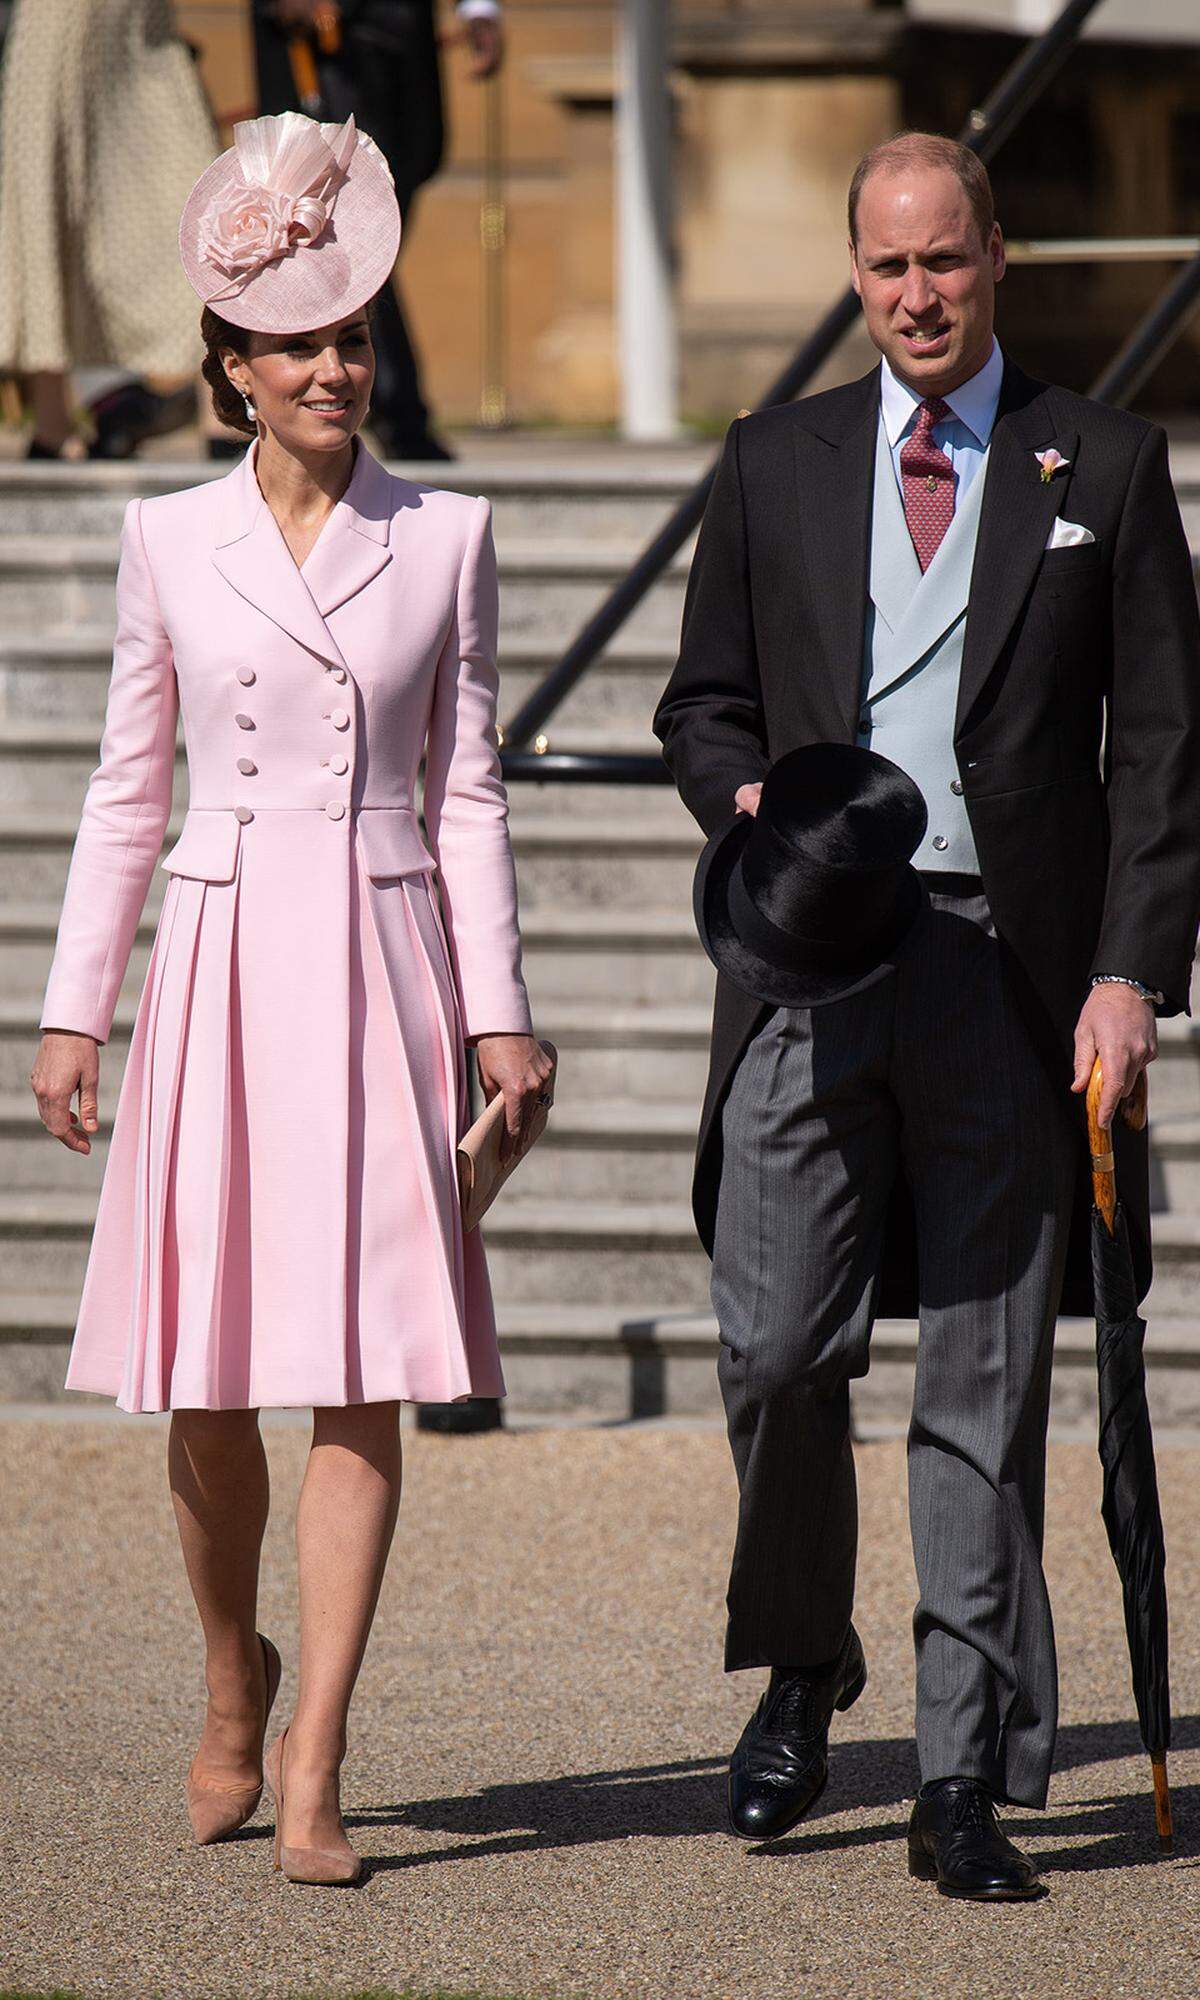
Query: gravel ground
2 1419 1198 2000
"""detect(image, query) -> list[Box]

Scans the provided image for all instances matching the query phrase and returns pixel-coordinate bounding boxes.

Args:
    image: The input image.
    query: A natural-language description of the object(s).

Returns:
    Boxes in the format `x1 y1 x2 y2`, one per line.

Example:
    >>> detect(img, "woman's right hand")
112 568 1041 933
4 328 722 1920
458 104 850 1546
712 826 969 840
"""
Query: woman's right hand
735 782 763 817
31 1032 100 1154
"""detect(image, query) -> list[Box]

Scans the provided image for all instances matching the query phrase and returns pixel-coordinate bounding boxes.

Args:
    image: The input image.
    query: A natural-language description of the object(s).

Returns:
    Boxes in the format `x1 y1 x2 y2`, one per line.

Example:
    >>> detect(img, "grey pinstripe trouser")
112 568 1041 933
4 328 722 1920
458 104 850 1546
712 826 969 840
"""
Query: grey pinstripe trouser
711 882 1078 1808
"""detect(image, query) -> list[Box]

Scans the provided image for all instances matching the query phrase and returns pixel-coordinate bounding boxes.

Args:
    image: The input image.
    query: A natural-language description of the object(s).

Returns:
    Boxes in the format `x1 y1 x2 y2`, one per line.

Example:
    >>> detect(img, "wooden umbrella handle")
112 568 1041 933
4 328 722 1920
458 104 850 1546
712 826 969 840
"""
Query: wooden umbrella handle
1086 1059 1149 1235
1152 1754 1173 1854
1087 1058 1117 1233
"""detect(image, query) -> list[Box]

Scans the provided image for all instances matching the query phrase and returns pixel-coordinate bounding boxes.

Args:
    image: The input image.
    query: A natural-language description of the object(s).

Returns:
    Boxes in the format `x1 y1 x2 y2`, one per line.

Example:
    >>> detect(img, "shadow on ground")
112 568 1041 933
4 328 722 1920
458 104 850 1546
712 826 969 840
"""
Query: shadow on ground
350 1715 1199 1878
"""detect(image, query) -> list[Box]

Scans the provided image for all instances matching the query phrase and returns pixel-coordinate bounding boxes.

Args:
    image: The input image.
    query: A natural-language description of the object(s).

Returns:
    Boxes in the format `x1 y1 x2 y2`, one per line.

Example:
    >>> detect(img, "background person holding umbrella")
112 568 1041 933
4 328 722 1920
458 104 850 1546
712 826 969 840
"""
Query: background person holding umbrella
252 0 504 462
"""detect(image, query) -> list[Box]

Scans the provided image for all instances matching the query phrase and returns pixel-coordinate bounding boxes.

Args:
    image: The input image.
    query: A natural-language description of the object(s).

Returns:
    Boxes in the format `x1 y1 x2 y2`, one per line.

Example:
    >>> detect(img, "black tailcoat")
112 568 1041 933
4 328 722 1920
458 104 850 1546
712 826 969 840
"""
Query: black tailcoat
653 358 1200 1316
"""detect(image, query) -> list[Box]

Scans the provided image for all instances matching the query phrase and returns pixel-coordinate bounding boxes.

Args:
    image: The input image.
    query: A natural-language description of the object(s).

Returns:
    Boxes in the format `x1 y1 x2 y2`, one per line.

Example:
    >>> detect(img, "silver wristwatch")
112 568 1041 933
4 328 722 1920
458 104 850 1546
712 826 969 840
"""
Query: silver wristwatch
1091 974 1164 1006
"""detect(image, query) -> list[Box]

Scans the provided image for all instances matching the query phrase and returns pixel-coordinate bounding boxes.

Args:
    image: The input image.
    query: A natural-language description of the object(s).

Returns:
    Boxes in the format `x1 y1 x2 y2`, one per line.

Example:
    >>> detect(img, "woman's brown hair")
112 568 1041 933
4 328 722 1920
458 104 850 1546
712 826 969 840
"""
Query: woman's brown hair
200 306 257 437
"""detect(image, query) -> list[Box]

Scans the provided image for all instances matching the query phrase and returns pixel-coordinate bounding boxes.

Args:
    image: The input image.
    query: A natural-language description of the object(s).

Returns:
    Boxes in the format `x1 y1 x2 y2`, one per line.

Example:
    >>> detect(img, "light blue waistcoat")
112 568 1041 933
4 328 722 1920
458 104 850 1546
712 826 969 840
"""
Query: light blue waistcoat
857 412 990 873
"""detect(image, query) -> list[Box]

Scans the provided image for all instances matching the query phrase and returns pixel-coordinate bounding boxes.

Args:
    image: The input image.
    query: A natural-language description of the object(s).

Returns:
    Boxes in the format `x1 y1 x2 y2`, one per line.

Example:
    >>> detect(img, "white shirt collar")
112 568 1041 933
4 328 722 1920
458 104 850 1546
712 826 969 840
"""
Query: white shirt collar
879 337 1004 449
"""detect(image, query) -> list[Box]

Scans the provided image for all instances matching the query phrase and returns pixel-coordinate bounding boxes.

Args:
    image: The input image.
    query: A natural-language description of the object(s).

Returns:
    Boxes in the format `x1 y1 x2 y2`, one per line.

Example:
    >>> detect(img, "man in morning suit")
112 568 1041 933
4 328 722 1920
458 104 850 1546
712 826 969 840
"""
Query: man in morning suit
653 133 1200 1900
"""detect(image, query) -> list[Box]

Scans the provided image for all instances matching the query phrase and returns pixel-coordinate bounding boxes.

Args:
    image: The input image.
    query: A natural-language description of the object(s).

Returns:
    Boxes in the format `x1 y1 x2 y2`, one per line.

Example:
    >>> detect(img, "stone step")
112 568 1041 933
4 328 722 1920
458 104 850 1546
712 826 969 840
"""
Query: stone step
7 1289 1200 1429
0 1190 713 1305
499 1307 1200 1428
0 770 698 889
2 1086 700 1197
0 447 1195 542
2 894 715 1006
0 458 703 542
0 535 690 646
4 1187 1199 1314
14 972 1200 1128
2 996 716 1100
0 630 679 741
15 1074 1200 1212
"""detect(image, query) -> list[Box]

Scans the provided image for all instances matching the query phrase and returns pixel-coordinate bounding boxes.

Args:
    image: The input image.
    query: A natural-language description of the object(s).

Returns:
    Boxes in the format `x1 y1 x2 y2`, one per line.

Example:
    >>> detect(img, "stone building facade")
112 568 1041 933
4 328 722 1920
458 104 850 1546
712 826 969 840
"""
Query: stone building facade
176 1 1200 425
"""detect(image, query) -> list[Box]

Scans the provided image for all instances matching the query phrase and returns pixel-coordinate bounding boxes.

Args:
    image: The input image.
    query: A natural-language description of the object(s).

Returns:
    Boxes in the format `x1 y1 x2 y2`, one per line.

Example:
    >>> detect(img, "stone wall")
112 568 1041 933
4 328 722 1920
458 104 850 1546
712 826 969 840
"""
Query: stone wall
174 3 1200 425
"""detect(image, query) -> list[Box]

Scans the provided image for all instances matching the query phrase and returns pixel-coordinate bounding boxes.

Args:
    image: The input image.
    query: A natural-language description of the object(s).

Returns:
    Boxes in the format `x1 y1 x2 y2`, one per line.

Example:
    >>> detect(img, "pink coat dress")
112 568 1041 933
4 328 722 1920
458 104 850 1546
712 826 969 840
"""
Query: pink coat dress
40 441 533 1412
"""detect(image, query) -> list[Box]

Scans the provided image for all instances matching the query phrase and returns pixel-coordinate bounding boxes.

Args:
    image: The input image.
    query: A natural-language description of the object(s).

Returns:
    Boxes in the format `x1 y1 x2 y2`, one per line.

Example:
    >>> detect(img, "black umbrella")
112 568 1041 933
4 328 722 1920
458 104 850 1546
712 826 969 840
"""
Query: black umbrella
1086 1058 1172 1852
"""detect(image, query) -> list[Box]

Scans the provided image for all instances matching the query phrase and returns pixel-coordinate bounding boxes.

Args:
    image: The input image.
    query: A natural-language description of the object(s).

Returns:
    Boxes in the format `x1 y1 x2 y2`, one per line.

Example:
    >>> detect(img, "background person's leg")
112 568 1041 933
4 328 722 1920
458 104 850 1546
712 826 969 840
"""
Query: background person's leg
251 1 446 457
714 993 899 1673
895 887 1077 1810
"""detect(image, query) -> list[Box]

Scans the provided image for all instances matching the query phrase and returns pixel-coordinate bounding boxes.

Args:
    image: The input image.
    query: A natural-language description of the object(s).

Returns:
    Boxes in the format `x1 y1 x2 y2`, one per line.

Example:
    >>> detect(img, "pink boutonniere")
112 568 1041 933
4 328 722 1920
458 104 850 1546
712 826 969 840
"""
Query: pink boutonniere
1034 447 1070 485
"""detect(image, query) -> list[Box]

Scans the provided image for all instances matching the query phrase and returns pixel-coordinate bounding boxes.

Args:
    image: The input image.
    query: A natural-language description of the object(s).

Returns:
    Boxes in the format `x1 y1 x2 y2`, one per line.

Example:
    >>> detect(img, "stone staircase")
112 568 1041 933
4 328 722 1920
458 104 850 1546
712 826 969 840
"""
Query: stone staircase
2 446 1200 1426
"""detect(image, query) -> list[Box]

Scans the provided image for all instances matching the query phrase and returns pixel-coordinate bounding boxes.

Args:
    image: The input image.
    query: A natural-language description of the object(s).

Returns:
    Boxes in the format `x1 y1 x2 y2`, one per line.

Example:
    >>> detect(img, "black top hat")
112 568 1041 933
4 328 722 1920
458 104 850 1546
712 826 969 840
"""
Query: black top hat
693 744 929 1009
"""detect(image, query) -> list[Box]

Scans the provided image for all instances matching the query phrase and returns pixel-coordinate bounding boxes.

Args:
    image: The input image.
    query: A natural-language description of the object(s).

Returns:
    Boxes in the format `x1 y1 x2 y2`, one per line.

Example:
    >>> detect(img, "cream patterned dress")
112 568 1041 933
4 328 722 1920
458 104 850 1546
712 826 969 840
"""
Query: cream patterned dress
0 0 218 377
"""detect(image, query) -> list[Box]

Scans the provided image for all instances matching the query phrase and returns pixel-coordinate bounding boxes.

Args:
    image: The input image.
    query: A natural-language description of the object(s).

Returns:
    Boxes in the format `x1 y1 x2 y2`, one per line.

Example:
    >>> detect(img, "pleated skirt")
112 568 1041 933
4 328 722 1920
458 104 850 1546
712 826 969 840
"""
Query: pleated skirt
65 816 503 1411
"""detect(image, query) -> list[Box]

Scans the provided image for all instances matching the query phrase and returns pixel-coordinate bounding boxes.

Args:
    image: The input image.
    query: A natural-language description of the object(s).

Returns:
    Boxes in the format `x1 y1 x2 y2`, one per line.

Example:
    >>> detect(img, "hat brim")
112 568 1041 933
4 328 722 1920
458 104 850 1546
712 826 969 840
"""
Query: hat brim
180 127 401 334
693 812 928 1010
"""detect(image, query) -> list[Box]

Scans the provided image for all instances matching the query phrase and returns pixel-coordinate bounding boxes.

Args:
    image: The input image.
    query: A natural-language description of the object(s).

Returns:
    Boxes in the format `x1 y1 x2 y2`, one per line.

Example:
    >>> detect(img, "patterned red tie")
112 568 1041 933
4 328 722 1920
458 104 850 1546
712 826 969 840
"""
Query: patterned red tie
899 396 954 573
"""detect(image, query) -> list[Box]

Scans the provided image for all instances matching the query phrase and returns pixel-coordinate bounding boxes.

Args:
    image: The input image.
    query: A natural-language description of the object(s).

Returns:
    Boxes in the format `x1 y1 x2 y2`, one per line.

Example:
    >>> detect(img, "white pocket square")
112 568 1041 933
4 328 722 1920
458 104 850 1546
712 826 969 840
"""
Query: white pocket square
1046 518 1096 549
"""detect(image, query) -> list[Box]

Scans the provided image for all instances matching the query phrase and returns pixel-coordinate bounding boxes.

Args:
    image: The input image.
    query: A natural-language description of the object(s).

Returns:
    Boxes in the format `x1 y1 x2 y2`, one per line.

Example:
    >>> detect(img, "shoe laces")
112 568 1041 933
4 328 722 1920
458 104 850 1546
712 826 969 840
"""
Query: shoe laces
768 1673 821 1738
947 1784 997 1836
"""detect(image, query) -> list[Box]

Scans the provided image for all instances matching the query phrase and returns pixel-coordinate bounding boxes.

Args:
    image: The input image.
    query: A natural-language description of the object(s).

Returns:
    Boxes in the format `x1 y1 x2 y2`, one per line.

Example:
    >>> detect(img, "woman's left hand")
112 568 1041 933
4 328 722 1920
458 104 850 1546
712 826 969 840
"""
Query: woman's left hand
474 1034 555 1165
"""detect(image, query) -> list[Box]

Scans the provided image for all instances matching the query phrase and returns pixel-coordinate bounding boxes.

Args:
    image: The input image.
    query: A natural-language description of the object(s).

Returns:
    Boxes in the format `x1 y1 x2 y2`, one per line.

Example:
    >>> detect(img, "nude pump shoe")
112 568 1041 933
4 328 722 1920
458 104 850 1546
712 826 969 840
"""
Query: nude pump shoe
264 1726 363 1886
186 1633 282 1846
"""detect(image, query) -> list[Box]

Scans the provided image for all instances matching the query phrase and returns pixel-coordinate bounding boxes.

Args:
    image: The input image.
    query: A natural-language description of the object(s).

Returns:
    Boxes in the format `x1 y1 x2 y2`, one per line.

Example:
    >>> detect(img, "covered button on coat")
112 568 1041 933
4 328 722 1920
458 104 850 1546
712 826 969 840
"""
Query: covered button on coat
41 442 533 1412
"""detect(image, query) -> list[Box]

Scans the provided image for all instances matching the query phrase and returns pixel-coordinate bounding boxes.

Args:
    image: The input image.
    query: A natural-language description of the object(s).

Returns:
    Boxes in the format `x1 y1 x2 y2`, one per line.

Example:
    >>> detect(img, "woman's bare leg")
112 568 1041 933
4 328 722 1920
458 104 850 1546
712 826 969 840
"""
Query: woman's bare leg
280 1402 403 1851
169 1409 271 1785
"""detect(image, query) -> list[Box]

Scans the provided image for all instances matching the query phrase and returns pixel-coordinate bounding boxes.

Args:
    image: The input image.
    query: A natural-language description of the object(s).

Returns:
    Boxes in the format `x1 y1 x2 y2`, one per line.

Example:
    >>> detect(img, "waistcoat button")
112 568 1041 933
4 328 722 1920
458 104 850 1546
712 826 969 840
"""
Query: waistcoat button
932 835 949 852
234 712 255 730
950 779 964 796
330 667 347 683
330 707 350 730
329 753 349 776
236 667 256 686
326 800 346 821
234 805 254 825
236 757 256 776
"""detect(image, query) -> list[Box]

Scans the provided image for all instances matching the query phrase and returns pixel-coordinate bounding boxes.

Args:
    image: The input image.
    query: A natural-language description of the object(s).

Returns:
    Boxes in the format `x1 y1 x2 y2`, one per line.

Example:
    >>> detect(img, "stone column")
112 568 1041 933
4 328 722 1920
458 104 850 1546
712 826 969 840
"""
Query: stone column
616 0 679 439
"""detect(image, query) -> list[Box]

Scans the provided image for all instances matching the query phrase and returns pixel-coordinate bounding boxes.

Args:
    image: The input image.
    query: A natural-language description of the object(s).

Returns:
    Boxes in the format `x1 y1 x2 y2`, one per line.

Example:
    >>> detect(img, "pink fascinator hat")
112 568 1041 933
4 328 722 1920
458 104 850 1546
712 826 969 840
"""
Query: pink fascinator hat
179 111 401 333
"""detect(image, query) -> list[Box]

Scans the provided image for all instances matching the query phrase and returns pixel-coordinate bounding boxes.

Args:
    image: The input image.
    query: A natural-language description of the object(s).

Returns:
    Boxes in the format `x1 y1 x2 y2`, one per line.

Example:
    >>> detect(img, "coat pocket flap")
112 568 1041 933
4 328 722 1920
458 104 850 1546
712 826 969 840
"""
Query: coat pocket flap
356 807 436 880
160 811 242 882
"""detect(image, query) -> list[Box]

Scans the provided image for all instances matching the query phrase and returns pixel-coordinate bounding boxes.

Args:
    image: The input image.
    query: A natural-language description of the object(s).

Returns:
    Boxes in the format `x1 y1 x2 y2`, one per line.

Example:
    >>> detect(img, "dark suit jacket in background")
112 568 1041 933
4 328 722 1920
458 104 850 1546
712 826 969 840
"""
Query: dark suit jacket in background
252 0 444 209
653 358 1200 1317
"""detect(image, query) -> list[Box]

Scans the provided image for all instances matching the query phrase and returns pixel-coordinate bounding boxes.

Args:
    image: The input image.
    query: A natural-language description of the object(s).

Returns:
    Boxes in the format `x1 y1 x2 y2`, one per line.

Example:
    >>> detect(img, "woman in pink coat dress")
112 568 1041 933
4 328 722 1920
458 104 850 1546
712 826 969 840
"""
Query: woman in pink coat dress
30 111 552 1887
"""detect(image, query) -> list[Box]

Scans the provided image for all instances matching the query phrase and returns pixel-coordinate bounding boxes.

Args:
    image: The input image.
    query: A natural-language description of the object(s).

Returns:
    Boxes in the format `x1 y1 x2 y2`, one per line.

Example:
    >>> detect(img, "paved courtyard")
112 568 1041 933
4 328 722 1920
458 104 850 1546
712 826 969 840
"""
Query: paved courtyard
2 1416 1198 2000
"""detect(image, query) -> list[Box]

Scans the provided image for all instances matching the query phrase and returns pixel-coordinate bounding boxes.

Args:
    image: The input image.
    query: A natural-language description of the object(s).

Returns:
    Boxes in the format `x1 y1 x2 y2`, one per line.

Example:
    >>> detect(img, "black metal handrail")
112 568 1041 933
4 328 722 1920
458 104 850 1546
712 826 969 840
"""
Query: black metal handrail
500 0 1107 771
1091 249 1200 407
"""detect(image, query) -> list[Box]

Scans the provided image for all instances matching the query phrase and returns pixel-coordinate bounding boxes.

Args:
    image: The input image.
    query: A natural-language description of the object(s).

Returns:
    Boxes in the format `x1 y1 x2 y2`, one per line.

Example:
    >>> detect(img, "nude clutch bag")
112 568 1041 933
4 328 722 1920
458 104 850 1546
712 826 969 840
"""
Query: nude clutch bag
457 1041 558 1232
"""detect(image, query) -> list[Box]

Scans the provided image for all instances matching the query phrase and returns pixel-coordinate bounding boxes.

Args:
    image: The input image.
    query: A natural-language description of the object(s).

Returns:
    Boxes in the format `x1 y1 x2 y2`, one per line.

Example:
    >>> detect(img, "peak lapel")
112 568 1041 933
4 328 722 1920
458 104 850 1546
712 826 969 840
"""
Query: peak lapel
301 443 393 620
211 450 347 669
957 367 1077 735
794 372 879 742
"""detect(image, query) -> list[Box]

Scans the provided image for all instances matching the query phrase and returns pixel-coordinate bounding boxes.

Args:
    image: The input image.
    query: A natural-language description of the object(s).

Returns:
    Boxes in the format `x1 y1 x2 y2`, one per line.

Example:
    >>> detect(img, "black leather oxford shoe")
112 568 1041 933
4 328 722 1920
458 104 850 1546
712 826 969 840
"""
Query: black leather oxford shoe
727 1624 867 1841
908 1779 1045 1901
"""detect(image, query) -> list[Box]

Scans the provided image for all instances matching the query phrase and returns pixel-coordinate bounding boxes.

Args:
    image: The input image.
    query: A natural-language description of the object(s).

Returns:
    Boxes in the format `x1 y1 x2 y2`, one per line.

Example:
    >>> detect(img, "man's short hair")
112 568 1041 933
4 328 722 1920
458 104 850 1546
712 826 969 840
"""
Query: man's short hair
848 133 996 248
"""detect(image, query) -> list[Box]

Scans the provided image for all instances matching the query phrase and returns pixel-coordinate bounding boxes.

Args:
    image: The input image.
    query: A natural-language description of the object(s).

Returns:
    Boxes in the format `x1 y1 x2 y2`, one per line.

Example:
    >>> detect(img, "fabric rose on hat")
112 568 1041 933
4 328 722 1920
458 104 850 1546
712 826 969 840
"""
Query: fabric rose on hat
195 111 359 291
199 183 329 280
